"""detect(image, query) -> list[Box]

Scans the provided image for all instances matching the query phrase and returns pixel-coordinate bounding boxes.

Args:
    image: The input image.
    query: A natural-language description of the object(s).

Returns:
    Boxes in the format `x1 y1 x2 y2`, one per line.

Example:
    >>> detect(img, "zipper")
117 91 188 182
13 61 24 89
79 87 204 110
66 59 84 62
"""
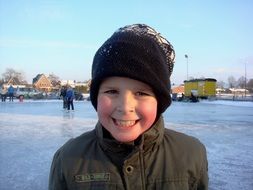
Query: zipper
139 145 146 190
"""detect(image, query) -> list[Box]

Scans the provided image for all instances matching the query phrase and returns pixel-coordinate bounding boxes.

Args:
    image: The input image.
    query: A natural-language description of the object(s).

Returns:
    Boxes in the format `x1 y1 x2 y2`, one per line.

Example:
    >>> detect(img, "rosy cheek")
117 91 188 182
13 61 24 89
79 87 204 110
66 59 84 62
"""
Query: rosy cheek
146 108 157 121
97 96 112 112
139 101 157 123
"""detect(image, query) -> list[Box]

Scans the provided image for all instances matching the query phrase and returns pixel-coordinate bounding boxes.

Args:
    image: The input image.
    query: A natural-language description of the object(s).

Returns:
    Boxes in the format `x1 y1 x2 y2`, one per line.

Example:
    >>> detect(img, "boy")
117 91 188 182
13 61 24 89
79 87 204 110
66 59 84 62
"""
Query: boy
49 24 208 189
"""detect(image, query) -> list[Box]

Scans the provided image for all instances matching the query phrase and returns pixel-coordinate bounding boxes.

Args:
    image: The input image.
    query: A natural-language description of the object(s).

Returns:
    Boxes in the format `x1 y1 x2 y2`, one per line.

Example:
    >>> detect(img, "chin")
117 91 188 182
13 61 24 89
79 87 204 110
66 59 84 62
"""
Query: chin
114 135 138 143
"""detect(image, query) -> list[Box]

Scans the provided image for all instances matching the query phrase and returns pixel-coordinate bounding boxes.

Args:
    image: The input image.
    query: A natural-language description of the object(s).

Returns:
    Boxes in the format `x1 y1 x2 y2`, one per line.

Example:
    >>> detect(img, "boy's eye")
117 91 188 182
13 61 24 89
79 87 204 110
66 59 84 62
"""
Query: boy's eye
136 91 150 96
104 89 118 94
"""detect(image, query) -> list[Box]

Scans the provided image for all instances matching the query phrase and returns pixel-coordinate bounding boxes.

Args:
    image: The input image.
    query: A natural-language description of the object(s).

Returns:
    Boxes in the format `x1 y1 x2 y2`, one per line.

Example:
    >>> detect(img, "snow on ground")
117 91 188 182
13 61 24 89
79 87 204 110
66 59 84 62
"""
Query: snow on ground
0 100 253 190
202 99 253 107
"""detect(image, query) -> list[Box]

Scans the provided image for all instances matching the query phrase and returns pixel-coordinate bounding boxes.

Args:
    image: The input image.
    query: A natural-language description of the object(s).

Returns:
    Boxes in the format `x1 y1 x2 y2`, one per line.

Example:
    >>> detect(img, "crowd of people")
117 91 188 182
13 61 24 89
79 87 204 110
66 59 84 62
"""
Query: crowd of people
0 85 15 102
1 85 76 111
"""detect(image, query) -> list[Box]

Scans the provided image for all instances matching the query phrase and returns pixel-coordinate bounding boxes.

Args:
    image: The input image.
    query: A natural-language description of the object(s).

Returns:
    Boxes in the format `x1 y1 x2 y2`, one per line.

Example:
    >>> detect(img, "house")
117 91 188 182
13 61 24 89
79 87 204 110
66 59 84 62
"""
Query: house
172 85 184 95
171 85 185 101
7 77 20 86
60 79 90 89
3 77 26 89
60 80 75 88
33 74 52 92
184 78 217 98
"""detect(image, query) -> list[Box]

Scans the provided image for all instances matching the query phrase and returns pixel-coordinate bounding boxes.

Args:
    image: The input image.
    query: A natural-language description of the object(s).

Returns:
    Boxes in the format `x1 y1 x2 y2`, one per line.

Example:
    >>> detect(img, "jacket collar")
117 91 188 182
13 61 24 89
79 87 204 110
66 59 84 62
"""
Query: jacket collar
96 116 165 154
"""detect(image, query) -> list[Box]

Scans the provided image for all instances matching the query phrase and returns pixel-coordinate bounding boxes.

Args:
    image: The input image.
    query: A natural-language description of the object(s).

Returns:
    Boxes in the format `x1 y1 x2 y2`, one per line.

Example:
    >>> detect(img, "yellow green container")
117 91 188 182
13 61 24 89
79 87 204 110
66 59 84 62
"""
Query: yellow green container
184 78 216 98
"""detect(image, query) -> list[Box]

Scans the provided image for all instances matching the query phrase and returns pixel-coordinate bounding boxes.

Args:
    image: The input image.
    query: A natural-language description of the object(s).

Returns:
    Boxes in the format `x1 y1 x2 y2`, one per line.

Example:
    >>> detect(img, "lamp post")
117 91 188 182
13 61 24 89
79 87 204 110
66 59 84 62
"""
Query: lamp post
185 54 188 80
245 62 247 97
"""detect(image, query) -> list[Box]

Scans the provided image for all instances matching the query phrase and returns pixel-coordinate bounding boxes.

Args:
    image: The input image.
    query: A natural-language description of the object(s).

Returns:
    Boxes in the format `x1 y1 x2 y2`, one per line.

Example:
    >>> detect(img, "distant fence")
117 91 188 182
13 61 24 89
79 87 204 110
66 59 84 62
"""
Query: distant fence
216 94 253 102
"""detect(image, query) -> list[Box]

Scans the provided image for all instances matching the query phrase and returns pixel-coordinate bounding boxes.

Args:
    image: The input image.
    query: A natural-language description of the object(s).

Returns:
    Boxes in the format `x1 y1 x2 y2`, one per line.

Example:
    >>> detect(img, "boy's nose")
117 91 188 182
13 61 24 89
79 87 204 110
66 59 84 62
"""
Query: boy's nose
116 93 135 113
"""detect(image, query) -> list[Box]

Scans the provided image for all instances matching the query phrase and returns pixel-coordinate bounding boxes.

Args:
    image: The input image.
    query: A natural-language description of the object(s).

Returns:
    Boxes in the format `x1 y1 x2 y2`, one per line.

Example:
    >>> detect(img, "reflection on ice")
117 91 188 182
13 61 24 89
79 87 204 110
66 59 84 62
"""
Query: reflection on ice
0 112 96 190
0 100 253 190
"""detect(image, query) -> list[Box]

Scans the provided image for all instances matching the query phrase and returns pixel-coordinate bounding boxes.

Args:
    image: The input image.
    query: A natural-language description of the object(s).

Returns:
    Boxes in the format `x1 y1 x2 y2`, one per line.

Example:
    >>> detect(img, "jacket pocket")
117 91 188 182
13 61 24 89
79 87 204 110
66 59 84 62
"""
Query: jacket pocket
70 182 119 190
147 179 190 190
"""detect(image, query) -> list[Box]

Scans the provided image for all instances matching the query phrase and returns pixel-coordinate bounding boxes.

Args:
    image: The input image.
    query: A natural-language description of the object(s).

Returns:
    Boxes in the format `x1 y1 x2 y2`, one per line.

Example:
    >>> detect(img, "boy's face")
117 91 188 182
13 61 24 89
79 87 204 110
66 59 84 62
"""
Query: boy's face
97 77 157 143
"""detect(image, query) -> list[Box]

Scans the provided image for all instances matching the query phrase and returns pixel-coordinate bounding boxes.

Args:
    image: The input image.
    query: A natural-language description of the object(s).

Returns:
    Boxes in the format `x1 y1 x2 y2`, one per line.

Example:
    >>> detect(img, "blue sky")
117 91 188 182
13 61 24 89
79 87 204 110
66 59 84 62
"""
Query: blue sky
0 0 252 85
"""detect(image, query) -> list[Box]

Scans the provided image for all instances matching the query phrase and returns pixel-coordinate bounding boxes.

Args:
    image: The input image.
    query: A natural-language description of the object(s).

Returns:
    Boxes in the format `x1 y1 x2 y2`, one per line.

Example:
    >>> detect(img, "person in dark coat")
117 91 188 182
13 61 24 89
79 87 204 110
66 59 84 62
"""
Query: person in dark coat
60 86 67 109
66 86 74 110
49 24 208 190
8 85 15 101
0 86 7 102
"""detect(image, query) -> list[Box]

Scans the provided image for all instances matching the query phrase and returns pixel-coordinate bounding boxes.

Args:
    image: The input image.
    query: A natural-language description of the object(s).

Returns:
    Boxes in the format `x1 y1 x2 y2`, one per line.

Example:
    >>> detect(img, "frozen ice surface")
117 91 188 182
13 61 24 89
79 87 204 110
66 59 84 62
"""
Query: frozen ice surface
0 100 253 190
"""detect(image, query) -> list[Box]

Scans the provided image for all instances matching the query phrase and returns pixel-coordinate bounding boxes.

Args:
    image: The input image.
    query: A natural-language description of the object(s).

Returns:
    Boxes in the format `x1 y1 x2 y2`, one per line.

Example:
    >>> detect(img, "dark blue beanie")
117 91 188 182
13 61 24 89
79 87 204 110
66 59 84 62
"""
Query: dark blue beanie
90 24 175 114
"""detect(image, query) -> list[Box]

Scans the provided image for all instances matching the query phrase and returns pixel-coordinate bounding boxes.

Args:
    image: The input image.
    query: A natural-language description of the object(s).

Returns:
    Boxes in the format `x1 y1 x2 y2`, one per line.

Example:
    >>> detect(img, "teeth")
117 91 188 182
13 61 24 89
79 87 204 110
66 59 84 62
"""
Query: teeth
115 120 136 127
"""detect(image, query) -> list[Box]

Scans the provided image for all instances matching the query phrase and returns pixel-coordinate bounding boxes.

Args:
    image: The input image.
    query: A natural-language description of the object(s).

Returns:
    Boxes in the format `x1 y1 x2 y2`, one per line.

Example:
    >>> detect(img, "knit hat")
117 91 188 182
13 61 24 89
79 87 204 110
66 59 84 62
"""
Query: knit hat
90 24 175 114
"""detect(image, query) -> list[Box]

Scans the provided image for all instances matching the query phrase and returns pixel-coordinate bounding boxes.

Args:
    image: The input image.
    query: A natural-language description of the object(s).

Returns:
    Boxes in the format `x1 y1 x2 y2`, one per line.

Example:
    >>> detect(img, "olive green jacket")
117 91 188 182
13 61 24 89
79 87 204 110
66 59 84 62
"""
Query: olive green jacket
49 117 208 190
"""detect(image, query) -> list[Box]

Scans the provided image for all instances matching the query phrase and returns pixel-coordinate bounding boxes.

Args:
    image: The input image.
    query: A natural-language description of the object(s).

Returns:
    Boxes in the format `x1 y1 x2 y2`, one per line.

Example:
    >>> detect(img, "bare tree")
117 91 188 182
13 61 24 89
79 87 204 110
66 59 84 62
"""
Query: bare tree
0 78 4 86
1 68 27 84
237 76 247 89
227 76 236 88
217 80 225 89
48 73 61 87
247 78 253 93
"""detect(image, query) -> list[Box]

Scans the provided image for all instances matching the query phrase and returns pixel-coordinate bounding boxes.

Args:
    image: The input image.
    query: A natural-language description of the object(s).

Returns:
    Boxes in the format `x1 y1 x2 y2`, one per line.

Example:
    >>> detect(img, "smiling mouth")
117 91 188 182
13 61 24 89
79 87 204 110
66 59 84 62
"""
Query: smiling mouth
112 118 138 127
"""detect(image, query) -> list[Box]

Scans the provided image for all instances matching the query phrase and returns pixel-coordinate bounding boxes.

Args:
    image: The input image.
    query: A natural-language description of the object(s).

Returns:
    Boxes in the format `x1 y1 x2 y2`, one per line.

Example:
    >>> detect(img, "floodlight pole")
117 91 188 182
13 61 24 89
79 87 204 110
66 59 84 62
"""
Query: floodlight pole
185 55 189 80
245 62 247 97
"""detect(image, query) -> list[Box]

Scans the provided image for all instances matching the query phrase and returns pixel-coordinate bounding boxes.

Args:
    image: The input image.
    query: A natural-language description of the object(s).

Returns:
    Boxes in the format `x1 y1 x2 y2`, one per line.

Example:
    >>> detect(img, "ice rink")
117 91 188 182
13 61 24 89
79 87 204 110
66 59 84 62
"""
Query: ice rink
0 100 253 190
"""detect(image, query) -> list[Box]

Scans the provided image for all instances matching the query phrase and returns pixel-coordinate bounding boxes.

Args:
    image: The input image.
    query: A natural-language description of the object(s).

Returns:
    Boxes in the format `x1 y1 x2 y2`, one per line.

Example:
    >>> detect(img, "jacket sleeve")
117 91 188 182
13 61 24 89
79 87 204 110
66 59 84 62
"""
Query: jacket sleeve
48 147 68 190
197 145 209 190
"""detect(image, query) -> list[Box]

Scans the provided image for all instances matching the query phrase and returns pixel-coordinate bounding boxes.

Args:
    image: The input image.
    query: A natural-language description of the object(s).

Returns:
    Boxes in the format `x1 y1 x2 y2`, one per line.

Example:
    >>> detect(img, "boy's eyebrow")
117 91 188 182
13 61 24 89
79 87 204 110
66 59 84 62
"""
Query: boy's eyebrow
139 86 153 90
99 85 118 90
101 84 116 88
101 86 152 90
133 85 154 91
